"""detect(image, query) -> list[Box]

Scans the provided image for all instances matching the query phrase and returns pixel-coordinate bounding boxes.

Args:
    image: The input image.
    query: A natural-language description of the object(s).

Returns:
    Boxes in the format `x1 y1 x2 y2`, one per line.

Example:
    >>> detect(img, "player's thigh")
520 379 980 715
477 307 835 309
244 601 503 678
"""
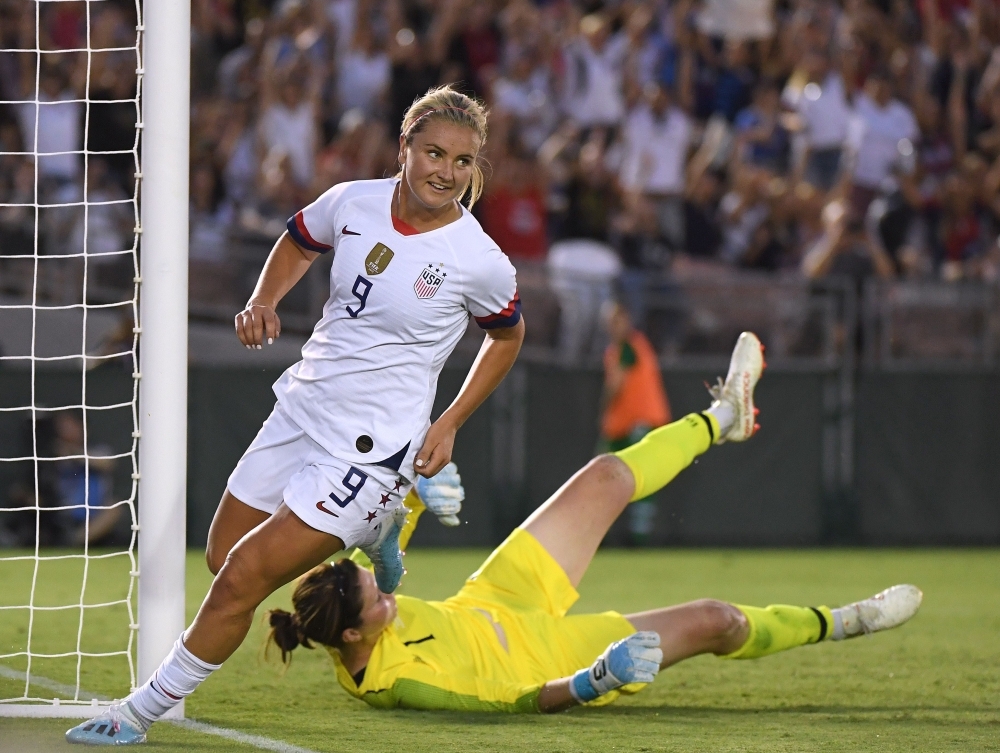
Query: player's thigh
519 454 634 588
205 490 271 575
217 403 323 571
206 504 346 612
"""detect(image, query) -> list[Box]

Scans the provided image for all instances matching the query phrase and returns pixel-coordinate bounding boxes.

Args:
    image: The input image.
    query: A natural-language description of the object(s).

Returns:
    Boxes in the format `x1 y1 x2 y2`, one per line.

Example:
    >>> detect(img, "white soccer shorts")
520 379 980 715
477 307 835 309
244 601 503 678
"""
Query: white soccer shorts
226 403 413 549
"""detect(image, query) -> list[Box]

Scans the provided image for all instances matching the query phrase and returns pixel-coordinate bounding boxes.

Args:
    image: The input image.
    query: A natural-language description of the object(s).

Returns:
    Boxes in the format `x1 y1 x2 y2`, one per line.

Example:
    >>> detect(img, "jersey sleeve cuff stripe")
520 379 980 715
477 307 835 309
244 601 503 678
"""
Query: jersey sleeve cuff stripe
475 292 521 329
287 212 332 253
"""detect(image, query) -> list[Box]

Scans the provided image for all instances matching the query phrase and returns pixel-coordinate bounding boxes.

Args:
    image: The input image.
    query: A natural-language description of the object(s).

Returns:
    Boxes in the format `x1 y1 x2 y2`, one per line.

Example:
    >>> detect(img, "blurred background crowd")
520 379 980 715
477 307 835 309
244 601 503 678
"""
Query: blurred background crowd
2 0 1000 360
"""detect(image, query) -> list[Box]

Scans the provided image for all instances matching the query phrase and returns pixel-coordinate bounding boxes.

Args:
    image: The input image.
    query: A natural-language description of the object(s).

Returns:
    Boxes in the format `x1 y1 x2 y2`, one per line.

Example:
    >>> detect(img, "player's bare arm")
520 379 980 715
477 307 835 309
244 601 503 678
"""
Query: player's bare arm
415 317 524 477
235 231 319 349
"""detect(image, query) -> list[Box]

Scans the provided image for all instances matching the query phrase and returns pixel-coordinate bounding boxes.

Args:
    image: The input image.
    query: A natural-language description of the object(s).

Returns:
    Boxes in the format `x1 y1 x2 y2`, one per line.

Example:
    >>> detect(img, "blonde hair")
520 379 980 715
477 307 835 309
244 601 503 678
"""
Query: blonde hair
398 85 489 208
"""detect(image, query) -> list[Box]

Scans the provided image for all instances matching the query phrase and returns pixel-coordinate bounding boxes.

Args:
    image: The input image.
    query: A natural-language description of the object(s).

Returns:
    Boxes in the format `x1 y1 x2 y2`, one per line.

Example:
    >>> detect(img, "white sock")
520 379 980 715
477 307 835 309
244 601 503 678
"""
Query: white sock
705 400 735 437
127 635 221 728
829 605 860 640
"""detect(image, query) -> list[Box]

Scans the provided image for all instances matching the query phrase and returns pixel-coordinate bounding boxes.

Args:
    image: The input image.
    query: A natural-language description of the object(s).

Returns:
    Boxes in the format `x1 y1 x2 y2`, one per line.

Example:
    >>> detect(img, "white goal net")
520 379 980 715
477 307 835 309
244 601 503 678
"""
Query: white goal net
0 0 143 715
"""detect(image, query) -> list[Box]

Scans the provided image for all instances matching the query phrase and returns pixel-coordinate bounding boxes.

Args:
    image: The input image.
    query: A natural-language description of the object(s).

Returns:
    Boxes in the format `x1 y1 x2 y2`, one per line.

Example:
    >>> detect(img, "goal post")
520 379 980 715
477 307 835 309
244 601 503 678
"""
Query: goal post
0 0 189 718
137 0 191 721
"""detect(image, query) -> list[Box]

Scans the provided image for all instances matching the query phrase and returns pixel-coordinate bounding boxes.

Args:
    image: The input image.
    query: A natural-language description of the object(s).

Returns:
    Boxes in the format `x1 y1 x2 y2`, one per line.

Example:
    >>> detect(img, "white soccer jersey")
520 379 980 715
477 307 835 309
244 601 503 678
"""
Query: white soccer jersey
278 178 520 478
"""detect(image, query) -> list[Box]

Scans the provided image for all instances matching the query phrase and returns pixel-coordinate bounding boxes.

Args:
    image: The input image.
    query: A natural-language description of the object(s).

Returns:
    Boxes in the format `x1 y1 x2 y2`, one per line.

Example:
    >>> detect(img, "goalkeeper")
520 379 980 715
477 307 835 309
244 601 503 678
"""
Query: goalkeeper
265 333 922 713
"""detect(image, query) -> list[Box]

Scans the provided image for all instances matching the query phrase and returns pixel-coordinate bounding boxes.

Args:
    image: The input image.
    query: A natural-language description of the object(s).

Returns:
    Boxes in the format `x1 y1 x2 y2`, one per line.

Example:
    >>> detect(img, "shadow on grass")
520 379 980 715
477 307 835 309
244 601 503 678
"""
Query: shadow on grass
379 703 1000 727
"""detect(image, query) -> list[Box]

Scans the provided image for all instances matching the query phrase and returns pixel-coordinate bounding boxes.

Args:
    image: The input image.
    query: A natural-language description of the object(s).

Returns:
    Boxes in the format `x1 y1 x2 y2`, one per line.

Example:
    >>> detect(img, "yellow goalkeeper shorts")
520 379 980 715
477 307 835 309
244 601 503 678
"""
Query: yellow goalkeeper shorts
447 527 635 687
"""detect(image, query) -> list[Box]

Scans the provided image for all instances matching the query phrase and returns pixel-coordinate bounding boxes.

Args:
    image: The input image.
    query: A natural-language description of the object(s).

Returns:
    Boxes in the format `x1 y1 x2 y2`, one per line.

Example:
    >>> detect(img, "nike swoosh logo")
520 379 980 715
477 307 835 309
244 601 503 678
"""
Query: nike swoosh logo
315 500 340 517
341 226 361 236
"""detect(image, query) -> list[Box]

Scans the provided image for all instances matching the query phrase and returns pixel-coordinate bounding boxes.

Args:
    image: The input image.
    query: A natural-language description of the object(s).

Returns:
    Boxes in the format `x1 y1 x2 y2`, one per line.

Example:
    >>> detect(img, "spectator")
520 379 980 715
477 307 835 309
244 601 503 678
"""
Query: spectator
561 14 627 129
87 65 138 194
217 17 267 102
387 0 448 127
492 50 557 153
190 161 238 305
712 40 756 123
555 127 620 243
443 0 502 97
782 51 852 191
3 411 121 547
735 78 789 174
844 67 920 218
480 129 549 262
336 18 391 118
191 0 243 97
258 62 323 190
16 62 84 191
600 301 672 546
619 81 694 250
548 237 622 362
802 200 896 288
218 100 259 208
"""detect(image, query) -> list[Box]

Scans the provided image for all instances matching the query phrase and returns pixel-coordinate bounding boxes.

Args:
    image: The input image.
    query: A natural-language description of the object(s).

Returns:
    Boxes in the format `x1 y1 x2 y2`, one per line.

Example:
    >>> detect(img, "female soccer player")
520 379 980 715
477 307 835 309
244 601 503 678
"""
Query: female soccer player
266 333 921 713
68 86 524 744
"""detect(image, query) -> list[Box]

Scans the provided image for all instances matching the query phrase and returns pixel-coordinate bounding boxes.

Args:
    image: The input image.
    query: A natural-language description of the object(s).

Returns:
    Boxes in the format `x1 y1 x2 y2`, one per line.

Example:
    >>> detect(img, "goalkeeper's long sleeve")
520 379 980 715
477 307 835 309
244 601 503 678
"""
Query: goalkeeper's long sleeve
358 661 542 713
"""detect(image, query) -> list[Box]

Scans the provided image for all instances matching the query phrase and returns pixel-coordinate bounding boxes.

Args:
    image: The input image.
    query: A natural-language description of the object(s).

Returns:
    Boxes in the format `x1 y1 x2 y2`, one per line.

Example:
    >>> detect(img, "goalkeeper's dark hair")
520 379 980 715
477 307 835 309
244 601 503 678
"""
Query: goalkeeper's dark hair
266 558 364 663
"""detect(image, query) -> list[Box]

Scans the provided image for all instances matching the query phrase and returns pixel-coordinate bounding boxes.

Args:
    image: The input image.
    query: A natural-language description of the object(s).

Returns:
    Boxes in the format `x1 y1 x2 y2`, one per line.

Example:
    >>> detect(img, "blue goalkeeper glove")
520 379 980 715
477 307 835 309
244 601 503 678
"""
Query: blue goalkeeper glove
415 462 464 527
569 631 662 704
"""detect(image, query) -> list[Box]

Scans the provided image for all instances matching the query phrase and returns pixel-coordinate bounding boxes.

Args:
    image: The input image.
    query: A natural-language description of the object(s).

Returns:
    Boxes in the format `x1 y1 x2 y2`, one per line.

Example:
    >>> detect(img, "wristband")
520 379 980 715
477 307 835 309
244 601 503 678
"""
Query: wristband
569 668 600 704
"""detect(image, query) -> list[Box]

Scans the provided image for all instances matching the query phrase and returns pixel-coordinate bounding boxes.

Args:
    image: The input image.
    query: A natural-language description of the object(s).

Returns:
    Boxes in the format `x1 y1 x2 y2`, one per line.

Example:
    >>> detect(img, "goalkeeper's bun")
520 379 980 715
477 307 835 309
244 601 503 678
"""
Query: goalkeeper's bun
267 609 302 662
266 558 364 664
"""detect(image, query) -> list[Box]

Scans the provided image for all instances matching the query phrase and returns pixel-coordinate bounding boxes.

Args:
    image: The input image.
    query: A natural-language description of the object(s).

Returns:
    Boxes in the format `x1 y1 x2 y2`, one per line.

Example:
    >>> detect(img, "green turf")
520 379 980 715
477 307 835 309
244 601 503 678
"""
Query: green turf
2 548 999 752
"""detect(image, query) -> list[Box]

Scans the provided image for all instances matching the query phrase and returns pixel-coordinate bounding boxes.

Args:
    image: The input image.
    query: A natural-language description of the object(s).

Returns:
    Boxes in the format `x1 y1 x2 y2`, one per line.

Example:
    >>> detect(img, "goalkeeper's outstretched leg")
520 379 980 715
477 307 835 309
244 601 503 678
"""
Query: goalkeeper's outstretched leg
521 331 765 587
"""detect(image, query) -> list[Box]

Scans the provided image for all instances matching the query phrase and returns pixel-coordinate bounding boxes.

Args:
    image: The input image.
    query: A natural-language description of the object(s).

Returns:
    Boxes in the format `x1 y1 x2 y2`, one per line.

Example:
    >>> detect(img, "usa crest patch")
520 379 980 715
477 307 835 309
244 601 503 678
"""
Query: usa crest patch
413 264 445 299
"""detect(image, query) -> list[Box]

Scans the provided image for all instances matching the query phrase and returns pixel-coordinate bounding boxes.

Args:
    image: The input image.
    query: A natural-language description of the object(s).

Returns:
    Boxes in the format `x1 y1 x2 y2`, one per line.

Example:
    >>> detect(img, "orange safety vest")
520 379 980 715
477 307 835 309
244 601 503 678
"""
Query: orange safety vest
601 331 671 441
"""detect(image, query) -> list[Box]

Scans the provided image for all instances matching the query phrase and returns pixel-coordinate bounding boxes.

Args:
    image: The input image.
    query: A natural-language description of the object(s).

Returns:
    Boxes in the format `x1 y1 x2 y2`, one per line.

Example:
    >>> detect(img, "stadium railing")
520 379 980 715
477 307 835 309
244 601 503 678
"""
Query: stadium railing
862 279 1000 369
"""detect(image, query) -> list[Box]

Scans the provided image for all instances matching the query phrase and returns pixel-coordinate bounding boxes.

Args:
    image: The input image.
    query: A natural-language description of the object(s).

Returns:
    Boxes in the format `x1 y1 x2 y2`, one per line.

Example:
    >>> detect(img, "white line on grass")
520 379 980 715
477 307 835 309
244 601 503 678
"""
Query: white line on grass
170 719 319 753
0 666 320 753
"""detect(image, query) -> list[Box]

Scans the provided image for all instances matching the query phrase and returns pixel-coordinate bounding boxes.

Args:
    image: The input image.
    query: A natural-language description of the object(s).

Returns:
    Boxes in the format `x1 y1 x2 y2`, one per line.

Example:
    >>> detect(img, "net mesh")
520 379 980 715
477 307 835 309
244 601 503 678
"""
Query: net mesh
0 0 142 707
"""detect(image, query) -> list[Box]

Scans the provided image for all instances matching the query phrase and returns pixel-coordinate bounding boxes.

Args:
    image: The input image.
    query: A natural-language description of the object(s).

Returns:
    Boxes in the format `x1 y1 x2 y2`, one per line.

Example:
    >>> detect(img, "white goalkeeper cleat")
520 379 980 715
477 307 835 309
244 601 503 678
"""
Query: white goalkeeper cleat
707 331 765 443
66 702 148 745
830 584 923 640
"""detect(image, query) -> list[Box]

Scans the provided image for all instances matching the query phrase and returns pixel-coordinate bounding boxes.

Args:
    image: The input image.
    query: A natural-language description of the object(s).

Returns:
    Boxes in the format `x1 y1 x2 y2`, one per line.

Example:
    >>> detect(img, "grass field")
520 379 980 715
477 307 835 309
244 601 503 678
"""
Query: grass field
2 548 999 752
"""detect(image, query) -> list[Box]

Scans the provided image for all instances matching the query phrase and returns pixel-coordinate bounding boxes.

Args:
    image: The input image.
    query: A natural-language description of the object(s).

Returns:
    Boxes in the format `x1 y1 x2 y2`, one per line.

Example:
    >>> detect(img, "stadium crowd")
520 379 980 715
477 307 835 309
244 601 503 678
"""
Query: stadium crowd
1 0 1000 351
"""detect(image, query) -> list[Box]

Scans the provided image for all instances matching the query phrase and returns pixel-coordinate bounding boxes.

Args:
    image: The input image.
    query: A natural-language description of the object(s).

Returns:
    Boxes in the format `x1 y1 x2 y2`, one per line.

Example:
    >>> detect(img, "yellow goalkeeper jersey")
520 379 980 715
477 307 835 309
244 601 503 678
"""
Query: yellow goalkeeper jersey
331 493 634 712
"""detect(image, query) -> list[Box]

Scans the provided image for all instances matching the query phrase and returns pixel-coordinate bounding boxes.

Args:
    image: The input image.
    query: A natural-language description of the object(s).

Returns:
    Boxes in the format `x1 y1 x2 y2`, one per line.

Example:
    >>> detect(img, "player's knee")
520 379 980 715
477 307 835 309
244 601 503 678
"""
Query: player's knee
588 453 635 491
695 599 746 642
205 549 267 613
205 544 225 577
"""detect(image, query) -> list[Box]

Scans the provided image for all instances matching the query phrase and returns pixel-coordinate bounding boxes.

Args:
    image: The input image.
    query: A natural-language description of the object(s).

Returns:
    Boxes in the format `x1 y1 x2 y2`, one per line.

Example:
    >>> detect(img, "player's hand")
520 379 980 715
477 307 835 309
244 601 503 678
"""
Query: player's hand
235 301 281 349
414 417 456 478
570 632 662 703
415 462 464 526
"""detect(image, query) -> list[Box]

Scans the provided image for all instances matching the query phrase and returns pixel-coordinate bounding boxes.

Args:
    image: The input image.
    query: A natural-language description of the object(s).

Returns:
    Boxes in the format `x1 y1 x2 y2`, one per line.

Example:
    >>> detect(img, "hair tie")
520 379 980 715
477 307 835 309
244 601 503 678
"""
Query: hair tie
330 563 348 598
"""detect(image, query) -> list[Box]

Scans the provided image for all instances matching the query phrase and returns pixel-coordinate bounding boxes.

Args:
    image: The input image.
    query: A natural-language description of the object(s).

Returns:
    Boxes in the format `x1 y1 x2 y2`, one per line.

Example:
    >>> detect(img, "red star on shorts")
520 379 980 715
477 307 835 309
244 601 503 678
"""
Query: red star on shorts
364 510 377 523
379 493 391 507
393 478 405 492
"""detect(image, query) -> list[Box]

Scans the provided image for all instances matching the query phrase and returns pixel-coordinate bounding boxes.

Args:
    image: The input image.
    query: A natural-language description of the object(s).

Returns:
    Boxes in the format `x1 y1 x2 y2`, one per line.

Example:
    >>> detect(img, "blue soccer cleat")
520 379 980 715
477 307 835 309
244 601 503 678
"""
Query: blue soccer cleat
360 506 409 593
66 703 147 745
